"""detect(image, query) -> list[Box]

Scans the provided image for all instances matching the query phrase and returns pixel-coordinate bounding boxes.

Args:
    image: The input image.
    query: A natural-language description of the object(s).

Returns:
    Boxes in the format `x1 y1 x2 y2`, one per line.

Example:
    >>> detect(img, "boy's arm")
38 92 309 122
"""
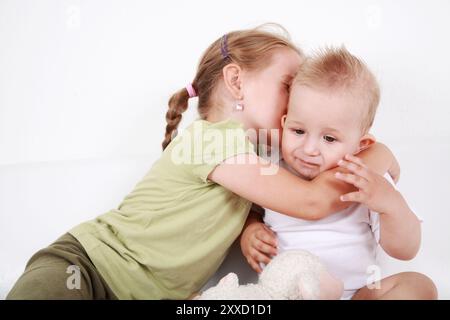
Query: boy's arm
240 204 264 238
335 155 421 260
378 192 421 260
240 205 277 273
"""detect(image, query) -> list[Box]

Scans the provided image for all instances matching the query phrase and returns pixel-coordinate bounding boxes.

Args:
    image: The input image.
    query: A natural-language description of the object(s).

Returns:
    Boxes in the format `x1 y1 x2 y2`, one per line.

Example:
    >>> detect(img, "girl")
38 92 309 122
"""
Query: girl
7 25 398 300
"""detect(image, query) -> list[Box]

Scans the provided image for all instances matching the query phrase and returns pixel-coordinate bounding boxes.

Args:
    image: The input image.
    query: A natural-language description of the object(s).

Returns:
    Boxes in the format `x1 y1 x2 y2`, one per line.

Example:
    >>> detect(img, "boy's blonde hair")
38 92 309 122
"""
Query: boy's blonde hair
162 24 303 150
293 46 380 133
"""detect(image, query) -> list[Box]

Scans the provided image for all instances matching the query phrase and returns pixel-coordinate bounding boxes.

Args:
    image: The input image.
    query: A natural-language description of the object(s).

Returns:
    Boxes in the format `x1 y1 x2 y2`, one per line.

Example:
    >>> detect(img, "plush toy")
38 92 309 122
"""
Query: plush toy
196 250 343 300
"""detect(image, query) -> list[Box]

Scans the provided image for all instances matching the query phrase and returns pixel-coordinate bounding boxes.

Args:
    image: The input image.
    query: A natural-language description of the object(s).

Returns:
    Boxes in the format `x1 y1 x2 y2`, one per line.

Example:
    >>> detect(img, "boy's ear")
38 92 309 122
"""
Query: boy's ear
280 114 287 129
222 63 243 100
357 133 376 154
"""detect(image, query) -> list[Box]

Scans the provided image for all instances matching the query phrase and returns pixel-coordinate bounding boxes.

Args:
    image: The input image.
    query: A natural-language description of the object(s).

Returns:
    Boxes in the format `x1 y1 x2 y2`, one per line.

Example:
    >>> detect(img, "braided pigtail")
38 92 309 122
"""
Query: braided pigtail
162 86 194 150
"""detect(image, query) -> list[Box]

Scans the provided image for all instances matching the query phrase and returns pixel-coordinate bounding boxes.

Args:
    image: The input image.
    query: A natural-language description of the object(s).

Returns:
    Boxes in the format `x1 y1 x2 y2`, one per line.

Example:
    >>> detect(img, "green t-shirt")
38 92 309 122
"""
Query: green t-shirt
69 118 256 299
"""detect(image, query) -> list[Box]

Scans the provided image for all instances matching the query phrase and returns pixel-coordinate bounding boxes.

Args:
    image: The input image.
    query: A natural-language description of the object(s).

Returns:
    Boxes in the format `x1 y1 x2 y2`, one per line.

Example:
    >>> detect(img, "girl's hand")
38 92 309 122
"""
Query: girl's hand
240 221 278 273
335 154 403 215
388 154 401 184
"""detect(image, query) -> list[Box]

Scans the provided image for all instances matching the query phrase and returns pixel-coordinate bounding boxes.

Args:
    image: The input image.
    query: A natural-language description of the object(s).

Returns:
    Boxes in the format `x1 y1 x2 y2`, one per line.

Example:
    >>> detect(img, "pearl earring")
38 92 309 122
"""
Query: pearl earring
235 100 244 111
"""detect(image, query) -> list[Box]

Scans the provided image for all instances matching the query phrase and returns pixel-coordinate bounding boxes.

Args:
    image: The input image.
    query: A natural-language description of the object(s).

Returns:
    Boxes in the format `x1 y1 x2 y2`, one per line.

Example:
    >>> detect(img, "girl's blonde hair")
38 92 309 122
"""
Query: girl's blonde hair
162 24 303 150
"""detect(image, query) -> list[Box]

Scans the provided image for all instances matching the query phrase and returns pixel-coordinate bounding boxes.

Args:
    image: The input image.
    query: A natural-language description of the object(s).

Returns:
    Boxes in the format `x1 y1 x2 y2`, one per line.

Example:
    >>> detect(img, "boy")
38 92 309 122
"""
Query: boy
241 47 437 299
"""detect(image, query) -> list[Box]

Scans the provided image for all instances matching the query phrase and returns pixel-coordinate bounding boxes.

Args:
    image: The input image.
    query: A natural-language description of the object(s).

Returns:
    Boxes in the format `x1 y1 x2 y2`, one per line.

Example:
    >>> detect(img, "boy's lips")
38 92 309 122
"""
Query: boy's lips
296 158 320 168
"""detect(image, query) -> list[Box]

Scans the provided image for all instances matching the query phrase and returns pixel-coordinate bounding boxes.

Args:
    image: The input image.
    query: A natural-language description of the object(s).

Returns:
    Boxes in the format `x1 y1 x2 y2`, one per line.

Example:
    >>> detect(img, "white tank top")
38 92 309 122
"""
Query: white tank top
263 161 401 299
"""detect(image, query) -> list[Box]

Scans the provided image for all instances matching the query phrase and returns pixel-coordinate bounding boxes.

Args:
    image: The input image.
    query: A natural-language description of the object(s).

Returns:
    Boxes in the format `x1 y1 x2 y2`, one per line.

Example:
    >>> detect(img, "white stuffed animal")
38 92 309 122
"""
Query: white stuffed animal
197 250 343 300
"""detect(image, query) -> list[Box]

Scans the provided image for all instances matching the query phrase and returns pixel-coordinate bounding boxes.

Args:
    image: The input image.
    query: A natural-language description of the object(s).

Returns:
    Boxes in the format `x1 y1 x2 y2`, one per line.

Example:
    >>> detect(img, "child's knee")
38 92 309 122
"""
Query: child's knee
400 272 438 300
413 272 438 299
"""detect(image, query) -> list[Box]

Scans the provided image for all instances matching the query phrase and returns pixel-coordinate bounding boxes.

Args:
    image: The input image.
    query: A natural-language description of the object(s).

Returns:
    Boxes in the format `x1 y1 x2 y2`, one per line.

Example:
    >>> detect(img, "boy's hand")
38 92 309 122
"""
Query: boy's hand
335 154 403 214
240 221 278 273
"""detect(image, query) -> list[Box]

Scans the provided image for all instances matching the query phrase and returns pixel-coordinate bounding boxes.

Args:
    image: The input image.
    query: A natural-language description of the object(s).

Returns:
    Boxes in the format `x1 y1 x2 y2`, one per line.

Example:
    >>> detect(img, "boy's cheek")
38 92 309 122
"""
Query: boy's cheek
320 160 340 172
280 139 294 158
323 149 352 170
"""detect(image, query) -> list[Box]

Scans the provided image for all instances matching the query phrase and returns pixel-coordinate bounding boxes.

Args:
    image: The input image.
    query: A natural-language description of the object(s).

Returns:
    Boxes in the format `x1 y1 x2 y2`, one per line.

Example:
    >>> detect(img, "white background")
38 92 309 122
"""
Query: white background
1 0 449 299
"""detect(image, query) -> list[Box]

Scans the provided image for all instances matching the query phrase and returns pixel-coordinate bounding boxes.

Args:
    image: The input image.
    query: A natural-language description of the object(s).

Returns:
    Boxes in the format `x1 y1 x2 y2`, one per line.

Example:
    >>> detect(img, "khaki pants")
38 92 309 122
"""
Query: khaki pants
6 233 117 300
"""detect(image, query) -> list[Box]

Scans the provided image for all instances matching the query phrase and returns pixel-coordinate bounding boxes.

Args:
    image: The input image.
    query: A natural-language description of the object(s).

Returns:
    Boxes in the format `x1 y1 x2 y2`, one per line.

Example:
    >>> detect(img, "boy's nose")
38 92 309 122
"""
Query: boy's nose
303 138 320 156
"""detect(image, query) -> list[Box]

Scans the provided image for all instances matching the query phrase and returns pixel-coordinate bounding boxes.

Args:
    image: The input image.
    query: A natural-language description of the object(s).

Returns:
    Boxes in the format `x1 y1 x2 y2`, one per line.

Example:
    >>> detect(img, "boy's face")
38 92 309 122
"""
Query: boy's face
281 84 374 180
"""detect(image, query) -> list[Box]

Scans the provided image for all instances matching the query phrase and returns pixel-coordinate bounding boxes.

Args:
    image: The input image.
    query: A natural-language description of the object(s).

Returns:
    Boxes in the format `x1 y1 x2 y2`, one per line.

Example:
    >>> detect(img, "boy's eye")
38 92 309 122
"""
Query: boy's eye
294 129 305 135
323 135 336 143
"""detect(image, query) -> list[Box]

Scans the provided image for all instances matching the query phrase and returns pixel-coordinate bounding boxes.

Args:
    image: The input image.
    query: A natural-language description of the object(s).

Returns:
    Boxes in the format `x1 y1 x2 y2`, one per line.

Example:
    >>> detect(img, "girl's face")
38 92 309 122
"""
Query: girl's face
241 48 302 146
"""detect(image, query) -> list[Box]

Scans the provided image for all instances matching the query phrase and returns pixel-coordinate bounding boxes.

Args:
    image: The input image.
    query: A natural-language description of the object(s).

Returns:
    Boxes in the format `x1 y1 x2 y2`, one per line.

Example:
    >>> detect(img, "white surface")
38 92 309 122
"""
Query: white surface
1 0 450 299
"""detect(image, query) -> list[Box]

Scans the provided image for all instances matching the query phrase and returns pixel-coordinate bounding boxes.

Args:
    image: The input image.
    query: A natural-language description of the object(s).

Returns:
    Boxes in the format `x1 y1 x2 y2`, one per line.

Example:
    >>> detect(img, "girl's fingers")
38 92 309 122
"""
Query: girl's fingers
344 154 367 168
389 157 401 184
338 158 370 181
335 172 368 190
391 172 400 184
340 191 365 203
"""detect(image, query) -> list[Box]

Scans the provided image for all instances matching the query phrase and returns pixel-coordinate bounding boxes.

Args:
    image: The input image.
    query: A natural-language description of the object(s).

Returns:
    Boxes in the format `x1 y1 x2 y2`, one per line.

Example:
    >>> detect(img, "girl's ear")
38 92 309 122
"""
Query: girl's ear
280 114 287 129
222 63 244 100
356 133 376 154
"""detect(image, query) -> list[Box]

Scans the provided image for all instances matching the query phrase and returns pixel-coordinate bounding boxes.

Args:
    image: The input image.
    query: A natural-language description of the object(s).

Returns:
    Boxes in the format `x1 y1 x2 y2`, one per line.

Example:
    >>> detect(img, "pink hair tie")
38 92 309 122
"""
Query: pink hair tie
186 83 197 98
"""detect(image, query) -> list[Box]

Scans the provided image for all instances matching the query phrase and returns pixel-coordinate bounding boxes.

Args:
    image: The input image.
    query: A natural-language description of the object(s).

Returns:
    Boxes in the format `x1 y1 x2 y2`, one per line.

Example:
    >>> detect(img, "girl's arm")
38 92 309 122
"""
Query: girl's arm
209 142 398 220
